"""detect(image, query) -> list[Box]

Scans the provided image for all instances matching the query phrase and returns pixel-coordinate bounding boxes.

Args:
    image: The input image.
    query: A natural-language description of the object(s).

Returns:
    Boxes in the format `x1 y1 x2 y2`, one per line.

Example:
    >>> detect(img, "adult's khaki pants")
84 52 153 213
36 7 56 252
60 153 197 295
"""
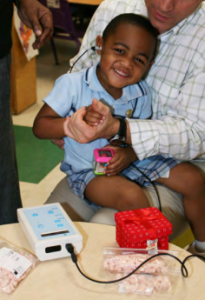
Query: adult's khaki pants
46 161 205 241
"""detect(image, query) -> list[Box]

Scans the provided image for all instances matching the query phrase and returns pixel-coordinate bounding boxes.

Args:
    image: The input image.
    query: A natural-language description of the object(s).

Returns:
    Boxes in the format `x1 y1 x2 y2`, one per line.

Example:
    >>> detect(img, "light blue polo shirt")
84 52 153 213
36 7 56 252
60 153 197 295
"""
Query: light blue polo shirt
44 63 152 173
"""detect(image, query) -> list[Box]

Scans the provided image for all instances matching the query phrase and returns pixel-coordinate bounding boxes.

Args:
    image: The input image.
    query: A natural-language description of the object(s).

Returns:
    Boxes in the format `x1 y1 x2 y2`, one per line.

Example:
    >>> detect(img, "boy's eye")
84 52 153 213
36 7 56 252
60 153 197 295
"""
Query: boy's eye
135 57 145 65
115 48 125 54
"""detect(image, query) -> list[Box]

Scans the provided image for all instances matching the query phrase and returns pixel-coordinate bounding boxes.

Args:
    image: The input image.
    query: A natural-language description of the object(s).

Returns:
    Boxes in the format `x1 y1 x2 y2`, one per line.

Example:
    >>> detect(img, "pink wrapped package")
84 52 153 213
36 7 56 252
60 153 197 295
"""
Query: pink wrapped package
0 238 39 294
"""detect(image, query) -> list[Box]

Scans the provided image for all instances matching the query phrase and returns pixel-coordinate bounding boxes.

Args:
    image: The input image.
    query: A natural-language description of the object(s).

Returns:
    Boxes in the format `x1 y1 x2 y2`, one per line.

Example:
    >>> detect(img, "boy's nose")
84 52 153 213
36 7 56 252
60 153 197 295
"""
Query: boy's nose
121 56 133 69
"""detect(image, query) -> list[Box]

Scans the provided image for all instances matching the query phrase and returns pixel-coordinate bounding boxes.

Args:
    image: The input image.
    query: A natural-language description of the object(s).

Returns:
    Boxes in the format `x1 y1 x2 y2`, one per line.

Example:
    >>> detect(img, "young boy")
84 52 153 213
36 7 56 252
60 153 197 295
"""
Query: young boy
33 14 205 255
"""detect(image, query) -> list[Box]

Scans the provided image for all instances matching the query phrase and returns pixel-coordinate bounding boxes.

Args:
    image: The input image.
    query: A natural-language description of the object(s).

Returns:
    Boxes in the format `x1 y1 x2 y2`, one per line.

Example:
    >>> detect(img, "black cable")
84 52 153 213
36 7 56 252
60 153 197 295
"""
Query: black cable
69 46 97 74
128 163 162 212
130 98 138 118
66 244 205 285
69 49 88 73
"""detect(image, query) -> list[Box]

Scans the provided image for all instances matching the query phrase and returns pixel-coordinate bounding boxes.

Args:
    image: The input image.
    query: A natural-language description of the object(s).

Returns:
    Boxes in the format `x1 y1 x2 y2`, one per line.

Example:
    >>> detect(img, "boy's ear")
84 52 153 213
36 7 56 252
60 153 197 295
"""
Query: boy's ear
95 35 103 55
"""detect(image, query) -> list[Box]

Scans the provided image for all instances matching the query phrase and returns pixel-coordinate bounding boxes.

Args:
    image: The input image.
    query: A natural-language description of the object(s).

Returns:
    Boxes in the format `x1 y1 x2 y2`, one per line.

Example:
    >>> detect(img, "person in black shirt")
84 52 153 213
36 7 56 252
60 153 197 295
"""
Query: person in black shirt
0 0 53 225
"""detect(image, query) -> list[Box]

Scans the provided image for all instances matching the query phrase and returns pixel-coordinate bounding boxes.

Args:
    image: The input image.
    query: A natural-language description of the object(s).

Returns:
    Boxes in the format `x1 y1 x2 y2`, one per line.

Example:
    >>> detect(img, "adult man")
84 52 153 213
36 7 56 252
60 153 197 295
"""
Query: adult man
48 0 205 252
0 0 52 225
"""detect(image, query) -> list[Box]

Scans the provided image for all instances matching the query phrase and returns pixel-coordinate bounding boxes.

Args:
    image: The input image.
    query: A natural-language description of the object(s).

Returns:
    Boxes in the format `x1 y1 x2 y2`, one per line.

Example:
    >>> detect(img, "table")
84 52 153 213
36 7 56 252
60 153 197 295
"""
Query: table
69 0 104 5
0 222 204 299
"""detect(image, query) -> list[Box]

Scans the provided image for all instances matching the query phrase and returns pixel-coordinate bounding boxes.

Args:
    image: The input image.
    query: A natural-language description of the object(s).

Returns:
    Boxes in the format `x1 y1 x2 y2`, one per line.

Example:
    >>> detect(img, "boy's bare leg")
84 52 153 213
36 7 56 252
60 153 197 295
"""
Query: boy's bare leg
85 175 150 211
156 163 205 242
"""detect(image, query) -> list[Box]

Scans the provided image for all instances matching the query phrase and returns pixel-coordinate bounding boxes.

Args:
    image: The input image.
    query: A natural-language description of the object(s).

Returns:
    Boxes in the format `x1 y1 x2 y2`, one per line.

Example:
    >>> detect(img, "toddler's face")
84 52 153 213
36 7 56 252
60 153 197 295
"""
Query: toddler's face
96 23 156 99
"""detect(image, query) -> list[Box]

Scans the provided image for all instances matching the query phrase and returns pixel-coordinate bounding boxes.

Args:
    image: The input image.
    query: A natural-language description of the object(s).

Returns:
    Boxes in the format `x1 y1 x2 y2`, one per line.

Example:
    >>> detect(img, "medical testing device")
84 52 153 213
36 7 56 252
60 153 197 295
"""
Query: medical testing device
92 148 114 175
17 203 82 261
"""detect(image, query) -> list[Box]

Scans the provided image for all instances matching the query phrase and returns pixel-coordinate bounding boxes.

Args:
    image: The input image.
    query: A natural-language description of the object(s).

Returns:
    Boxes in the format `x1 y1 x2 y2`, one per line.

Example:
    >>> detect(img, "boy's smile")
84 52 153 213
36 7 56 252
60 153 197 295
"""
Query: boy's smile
96 23 156 99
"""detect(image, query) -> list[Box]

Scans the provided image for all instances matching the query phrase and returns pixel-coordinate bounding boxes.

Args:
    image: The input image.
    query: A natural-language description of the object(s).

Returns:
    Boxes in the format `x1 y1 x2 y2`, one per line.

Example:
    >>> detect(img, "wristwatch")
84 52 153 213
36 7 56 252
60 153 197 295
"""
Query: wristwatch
109 117 127 146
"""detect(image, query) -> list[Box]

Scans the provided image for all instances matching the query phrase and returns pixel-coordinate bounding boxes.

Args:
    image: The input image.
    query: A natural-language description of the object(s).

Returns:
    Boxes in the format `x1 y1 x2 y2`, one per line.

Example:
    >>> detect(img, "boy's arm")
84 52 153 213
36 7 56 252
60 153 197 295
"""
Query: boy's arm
33 103 66 139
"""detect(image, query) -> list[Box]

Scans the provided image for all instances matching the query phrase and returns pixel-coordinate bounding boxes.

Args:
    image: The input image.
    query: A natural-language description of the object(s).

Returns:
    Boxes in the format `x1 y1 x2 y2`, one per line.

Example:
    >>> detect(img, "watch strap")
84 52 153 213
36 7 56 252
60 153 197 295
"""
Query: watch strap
109 117 127 146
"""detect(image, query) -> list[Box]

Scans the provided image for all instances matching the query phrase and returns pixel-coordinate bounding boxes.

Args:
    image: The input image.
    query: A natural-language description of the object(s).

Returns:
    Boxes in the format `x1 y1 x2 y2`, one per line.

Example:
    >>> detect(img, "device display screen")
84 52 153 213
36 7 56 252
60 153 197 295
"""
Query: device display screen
98 150 112 157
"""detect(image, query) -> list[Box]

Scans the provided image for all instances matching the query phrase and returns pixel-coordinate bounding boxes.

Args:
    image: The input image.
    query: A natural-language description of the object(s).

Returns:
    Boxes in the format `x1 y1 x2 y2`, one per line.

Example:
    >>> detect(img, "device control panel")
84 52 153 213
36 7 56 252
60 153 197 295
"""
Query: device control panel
17 203 82 261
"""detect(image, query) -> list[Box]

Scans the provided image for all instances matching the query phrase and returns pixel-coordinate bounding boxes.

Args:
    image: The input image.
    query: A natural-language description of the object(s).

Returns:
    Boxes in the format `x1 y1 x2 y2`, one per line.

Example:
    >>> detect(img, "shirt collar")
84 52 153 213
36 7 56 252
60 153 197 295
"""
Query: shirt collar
83 62 147 102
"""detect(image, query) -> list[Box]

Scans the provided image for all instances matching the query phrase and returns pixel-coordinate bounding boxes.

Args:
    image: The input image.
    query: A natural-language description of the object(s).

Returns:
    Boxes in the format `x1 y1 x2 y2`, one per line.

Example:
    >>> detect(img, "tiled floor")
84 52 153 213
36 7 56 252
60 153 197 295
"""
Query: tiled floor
12 39 78 208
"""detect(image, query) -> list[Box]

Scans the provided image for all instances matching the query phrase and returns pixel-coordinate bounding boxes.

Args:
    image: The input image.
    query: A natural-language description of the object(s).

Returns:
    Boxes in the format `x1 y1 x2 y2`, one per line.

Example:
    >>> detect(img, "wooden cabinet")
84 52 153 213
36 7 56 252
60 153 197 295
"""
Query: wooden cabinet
11 23 37 115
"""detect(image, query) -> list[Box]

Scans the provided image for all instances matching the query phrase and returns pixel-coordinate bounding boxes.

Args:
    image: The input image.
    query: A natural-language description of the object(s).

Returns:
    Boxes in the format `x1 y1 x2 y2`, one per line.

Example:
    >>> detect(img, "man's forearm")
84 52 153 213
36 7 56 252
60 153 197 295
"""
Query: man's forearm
127 116 205 161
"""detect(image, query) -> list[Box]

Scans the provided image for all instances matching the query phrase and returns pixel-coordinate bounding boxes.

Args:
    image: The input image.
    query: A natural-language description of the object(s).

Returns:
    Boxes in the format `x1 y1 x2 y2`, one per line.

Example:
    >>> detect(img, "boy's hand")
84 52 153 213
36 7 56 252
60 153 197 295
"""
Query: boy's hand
51 138 65 150
62 99 120 143
84 101 105 126
103 145 138 176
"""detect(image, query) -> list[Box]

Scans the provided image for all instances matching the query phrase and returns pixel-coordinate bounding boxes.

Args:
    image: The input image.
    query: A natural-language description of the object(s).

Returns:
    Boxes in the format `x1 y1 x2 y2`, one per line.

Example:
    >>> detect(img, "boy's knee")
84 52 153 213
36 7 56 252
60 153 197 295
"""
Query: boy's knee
123 194 138 209
115 189 149 211
184 165 205 191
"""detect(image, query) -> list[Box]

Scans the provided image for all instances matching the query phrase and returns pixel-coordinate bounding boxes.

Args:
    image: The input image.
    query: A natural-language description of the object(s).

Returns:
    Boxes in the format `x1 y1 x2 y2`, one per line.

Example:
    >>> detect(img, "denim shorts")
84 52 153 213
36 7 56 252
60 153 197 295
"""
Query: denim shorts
60 154 180 208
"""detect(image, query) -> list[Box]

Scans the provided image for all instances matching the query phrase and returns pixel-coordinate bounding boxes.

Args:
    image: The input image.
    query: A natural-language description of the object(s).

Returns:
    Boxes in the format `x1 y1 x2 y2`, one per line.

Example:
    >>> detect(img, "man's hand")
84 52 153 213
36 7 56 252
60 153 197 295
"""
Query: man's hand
63 98 120 143
16 0 53 49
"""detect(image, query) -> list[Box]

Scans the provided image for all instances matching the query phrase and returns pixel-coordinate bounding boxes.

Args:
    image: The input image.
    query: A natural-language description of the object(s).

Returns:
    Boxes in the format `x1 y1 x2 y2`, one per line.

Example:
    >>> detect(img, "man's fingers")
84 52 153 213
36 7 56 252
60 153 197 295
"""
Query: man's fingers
63 117 72 137
63 107 89 142
33 24 42 36
32 27 52 48
92 98 108 117
32 12 53 48
17 1 53 49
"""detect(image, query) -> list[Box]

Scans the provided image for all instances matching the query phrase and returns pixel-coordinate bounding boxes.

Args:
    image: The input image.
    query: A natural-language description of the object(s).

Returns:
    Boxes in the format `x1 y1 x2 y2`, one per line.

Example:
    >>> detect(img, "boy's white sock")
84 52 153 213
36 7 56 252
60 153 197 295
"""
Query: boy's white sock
194 240 205 253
